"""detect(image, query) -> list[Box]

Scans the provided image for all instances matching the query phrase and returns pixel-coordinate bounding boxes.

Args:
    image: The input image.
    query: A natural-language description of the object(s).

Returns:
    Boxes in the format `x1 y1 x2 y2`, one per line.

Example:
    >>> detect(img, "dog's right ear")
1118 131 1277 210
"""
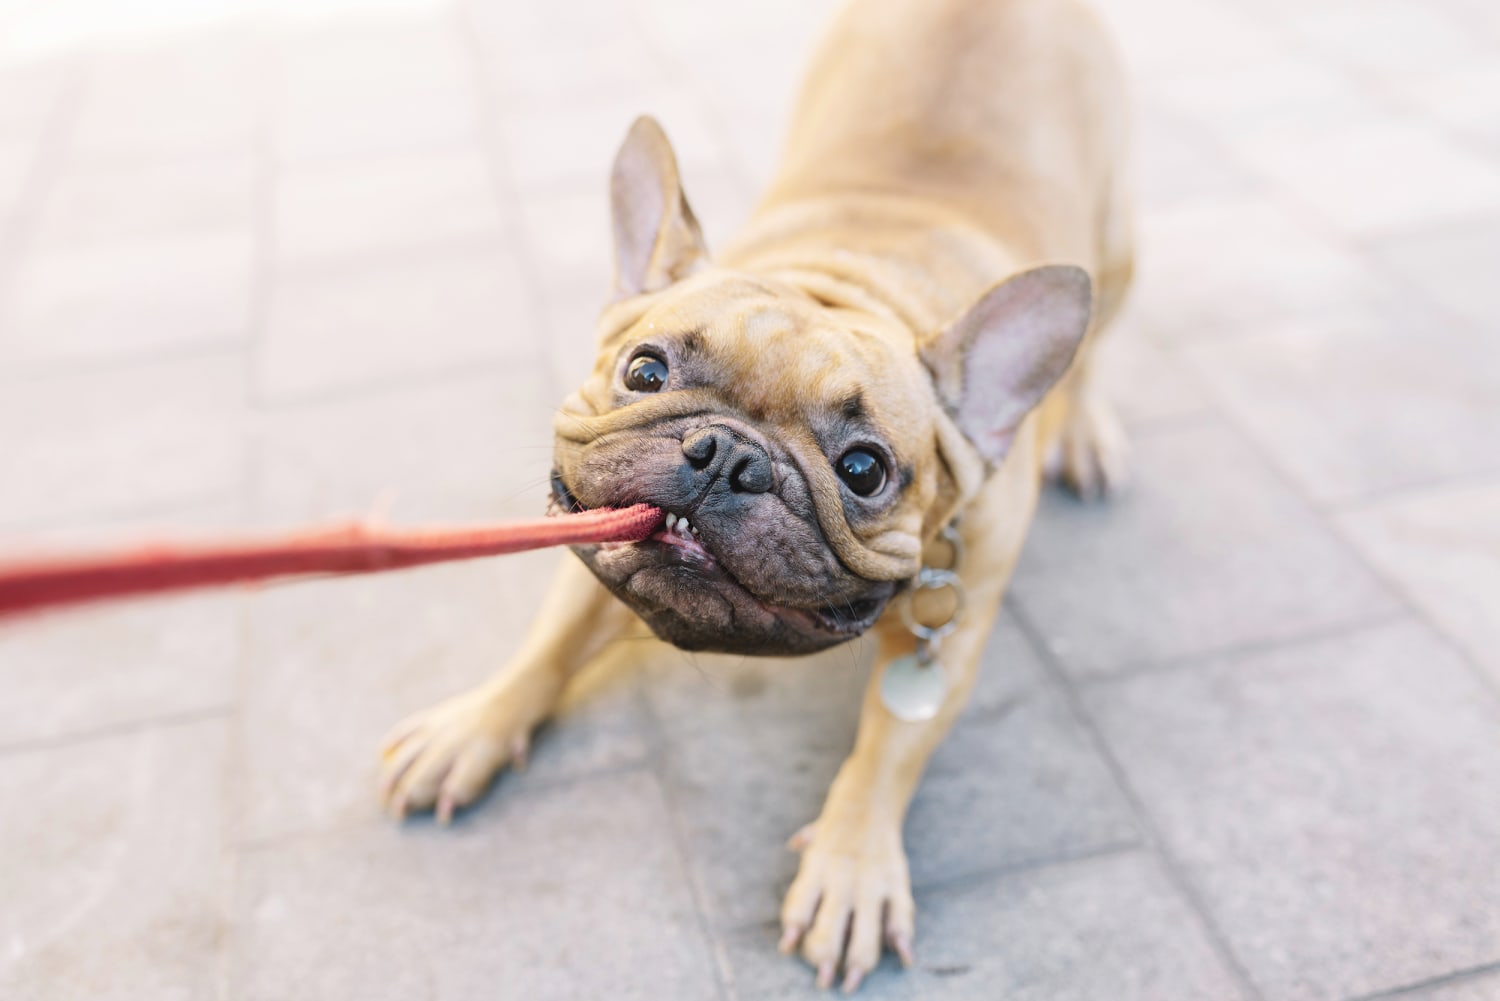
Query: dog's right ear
922 264 1092 470
610 116 710 298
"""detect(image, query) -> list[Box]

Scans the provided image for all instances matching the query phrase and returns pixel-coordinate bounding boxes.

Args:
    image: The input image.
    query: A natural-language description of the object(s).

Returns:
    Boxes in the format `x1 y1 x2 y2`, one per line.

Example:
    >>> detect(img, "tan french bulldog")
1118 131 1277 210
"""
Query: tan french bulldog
379 0 1133 990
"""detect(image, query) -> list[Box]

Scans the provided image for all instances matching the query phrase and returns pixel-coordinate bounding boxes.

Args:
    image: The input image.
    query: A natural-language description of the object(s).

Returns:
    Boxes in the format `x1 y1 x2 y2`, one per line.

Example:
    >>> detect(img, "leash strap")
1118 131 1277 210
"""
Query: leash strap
0 504 663 621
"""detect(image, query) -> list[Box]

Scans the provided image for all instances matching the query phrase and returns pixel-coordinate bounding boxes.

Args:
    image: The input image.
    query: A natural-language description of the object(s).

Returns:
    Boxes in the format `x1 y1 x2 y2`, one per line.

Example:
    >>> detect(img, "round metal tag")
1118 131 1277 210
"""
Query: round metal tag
880 654 947 722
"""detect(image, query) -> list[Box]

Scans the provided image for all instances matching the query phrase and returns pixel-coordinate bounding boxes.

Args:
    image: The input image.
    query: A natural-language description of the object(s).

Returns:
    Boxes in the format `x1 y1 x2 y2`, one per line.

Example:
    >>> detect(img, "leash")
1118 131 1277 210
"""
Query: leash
0 504 663 622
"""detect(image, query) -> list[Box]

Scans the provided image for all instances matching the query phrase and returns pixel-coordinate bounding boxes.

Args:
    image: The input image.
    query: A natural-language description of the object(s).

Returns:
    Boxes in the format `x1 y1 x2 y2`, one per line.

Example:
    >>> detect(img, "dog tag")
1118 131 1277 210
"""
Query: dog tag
880 654 947 722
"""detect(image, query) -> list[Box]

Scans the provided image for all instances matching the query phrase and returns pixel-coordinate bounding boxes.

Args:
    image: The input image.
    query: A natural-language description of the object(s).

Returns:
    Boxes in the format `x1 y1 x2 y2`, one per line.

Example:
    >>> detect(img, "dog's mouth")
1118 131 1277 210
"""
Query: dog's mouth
549 470 586 515
548 469 887 640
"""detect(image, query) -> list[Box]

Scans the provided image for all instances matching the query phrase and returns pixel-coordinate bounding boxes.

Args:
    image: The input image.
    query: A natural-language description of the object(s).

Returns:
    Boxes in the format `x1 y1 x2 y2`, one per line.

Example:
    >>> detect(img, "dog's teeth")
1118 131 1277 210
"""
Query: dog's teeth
678 518 691 536
665 513 678 529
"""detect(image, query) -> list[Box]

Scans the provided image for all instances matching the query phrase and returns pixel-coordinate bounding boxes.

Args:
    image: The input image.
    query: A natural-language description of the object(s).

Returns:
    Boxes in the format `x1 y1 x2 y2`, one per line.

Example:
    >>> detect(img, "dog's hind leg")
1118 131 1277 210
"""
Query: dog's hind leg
1042 166 1135 500
376 555 634 823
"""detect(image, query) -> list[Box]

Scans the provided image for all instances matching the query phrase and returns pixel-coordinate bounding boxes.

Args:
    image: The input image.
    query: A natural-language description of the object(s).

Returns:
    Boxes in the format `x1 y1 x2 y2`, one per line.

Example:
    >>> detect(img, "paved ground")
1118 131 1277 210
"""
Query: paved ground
2 0 1499 998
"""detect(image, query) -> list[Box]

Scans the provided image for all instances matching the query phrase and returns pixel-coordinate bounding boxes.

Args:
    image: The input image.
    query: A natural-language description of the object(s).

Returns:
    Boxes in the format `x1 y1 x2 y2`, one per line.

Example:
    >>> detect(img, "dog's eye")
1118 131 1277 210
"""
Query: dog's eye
625 353 669 392
837 448 886 496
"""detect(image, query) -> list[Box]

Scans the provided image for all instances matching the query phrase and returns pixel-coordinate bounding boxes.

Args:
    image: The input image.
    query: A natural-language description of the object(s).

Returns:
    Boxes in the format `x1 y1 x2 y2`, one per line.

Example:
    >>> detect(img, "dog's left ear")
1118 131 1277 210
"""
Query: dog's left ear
922 264 1092 467
610 116 710 298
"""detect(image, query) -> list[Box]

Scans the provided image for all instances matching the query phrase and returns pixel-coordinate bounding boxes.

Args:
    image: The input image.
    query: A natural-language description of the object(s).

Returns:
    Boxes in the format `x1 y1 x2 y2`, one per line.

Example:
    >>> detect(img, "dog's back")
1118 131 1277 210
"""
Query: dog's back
759 0 1129 266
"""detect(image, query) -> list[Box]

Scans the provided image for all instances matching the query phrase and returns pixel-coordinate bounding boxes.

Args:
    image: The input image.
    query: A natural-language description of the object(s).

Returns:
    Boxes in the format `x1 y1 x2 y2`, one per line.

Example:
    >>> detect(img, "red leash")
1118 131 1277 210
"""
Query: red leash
0 505 663 621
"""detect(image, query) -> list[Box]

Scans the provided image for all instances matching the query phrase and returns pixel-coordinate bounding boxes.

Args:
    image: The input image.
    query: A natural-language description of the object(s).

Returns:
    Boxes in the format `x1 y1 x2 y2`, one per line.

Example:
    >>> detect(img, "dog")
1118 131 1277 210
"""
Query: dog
378 0 1133 990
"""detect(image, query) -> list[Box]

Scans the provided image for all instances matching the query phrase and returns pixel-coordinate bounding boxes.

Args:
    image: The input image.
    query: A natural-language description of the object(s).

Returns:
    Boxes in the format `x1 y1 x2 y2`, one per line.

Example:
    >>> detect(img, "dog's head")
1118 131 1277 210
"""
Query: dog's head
551 118 1091 656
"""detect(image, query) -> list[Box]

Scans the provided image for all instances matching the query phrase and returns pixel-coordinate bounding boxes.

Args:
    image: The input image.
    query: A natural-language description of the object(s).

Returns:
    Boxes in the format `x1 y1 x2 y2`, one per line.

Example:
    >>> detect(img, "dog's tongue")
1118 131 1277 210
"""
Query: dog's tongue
0 504 665 622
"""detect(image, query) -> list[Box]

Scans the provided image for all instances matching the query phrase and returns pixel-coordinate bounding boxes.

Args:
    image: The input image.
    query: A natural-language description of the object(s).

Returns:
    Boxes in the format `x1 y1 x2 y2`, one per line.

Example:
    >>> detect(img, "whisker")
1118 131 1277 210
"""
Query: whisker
553 408 604 445
492 475 558 511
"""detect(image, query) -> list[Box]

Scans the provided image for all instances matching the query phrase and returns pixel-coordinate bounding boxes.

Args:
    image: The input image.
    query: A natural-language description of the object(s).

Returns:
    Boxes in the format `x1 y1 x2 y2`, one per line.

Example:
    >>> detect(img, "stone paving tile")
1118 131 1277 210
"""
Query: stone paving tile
716 106 791 194
1438 0 1500 38
275 85 481 167
257 245 536 402
0 718 230 1001
230 768 719 1001
0 60 70 142
1262 0 1488 77
640 12 828 125
0 136 38 225
1337 480 1500 688
645 615 1137 928
1084 620 1500 1001
1378 64 1500 156
235 551 647 844
277 16 472 104
1092 316 1214 428
633 0 836 57
512 184 613 388
1186 309 1500 507
1146 57 1386 139
0 593 240 748
1133 105 1261 210
253 371 558 526
272 16 479 164
1367 215 1500 330
1094 0 1287 81
1224 120 1500 237
2 229 254 367
29 155 256 251
0 352 247 528
1129 195 1392 344
469 0 662 104
275 148 504 271
72 36 265 161
722 851 1248 1001
685 166 759 247
1012 420 1397 678
501 87 731 193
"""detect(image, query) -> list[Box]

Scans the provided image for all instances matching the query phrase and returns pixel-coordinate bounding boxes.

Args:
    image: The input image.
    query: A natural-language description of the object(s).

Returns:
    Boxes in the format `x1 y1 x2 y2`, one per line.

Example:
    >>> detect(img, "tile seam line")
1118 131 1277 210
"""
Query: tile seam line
452 0 578 408
248 351 538 412
0 703 234 757
0 336 250 389
1009 594 1268 1001
0 488 243 540
1173 353 1500 708
233 756 660 854
1346 956 1500 1001
631 668 737 1001
1073 609 1413 688
624 3 761 200
1315 469 1500 518
1331 471 1500 520
1156 15 1496 337
0 56 85 318
713 838 1151 936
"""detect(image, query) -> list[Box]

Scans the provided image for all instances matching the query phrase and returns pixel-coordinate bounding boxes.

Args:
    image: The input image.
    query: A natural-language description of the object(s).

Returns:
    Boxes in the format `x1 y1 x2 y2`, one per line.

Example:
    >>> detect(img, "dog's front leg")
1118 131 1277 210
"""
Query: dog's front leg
779 476 1035 993
377 554 633 822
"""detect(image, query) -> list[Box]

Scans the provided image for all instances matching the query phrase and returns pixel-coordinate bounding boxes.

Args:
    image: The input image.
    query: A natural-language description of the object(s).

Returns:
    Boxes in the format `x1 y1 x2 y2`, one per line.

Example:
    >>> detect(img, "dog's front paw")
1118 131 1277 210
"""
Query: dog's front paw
778 819 915 993
377 678 553 824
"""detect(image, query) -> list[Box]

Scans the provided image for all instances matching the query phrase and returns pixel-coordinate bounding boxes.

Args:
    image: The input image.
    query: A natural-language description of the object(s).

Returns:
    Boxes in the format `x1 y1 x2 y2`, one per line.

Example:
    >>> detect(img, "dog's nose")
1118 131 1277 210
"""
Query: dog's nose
682 426 773 494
